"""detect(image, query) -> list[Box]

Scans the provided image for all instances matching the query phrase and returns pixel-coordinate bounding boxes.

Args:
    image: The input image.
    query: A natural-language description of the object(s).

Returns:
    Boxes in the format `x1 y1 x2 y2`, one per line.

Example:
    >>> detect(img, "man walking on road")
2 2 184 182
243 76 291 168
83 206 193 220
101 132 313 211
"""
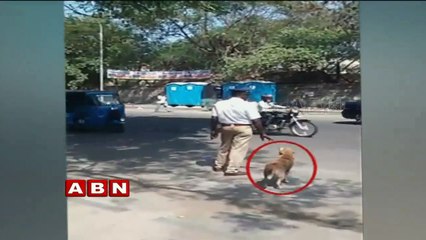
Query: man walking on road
155 94 171 112
210 87 272 176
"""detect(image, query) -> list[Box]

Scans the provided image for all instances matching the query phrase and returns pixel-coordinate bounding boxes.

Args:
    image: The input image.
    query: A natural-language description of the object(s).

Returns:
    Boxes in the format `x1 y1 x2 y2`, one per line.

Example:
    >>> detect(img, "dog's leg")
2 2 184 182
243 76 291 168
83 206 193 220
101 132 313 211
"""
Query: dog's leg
275 178 282 189
264 166 274 180
282 170 290 184
282 178 289 184
274 172 285 189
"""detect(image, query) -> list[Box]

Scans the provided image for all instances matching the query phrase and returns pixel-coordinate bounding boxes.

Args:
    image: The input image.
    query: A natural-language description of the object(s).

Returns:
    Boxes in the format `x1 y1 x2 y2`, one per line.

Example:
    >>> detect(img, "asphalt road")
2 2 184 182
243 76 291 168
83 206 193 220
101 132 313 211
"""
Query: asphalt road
67 108 362 240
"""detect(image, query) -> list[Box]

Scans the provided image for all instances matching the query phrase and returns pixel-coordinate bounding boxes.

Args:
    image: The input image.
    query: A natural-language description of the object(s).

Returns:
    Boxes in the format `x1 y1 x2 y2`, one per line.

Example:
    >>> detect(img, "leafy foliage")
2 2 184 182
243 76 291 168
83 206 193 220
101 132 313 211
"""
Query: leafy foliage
223 25 357 78
65 16 149 89
64 1 360 85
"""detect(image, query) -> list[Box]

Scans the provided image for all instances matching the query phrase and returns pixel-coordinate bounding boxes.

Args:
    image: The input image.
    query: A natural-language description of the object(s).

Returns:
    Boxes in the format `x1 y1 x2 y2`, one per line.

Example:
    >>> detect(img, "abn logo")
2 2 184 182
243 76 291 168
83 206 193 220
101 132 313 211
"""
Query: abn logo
65 179 130 197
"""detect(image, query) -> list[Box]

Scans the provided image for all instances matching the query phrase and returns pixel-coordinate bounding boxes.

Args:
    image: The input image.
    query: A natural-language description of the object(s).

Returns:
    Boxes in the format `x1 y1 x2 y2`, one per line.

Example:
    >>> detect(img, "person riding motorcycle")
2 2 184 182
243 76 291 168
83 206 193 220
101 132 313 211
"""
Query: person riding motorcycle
257 94 287 126
257 94 287 112
253 95 318 137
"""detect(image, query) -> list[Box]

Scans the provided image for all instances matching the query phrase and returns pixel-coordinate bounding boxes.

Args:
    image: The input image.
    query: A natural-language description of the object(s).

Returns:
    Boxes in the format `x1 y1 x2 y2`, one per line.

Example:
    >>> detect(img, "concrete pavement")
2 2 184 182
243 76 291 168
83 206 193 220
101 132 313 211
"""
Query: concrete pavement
67 109 362 240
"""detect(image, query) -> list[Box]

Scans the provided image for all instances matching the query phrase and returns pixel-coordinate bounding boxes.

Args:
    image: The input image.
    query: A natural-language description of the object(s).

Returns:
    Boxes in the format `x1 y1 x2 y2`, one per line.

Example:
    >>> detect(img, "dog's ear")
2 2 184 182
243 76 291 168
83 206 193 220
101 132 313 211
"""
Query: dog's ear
279 147 285 155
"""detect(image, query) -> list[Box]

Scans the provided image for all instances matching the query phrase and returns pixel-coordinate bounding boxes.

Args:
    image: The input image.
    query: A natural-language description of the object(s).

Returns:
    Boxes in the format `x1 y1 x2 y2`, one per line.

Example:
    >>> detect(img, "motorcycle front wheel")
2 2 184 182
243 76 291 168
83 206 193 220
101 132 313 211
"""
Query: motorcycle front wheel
289 120 318 137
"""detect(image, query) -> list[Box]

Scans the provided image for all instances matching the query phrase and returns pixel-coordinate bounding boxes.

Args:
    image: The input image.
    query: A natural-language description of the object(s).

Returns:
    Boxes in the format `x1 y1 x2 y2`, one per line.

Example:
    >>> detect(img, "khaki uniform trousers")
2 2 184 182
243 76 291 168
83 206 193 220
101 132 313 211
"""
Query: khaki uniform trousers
215 125 253 173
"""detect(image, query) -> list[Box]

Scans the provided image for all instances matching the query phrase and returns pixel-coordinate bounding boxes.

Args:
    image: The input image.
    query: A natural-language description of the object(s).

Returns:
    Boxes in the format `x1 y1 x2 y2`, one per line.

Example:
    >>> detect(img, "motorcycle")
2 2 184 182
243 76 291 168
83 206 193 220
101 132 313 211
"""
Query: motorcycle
254 107 318 137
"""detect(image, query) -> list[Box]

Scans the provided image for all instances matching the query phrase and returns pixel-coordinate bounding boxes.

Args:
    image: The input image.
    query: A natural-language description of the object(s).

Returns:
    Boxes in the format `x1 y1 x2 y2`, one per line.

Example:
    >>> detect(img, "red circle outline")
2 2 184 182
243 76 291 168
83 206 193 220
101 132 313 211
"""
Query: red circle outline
245 140 318 196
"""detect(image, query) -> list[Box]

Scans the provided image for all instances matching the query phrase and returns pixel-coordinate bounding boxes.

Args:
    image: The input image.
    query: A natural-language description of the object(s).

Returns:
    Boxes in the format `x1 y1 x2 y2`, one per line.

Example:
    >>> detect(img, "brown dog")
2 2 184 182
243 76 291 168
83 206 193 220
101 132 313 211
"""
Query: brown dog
262 147 295 189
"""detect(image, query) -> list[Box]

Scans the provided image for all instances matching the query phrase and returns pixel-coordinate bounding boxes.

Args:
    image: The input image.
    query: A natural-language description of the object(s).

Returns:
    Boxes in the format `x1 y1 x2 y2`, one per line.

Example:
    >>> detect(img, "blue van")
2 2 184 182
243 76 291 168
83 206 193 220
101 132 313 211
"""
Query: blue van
66 90 126 132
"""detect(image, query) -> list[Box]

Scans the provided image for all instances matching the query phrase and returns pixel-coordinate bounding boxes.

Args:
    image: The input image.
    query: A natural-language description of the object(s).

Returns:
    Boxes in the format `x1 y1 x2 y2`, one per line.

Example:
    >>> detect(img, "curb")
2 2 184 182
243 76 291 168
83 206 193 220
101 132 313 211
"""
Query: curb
125 104 342 115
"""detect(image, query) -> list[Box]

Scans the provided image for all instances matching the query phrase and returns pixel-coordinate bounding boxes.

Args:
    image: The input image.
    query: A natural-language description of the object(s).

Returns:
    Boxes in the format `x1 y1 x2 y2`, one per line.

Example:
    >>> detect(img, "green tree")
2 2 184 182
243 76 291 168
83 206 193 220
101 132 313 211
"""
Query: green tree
66 1 360 80
65 16 150 89
220 1 360 78
84 1 287 71
147 41 209 71
222 26 357 78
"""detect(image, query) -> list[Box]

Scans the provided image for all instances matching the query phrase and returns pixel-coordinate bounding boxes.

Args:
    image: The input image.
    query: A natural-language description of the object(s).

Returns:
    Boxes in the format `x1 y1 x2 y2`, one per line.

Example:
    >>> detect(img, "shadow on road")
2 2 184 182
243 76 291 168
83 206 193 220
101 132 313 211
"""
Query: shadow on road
333 121 361 125
212 212 299 232
253 132 302 137
67 115 362 233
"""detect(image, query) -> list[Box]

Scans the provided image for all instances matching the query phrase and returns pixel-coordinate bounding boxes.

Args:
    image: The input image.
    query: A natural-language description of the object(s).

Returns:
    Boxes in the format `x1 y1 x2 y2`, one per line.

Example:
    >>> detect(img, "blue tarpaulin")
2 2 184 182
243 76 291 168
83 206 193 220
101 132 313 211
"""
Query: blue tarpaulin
165 82 208 106
221 80 277 102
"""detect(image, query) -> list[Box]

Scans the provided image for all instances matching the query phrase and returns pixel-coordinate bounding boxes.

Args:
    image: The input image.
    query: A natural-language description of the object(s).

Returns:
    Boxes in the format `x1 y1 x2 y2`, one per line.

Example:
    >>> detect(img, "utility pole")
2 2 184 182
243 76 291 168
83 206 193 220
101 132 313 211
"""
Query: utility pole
99 21 104 91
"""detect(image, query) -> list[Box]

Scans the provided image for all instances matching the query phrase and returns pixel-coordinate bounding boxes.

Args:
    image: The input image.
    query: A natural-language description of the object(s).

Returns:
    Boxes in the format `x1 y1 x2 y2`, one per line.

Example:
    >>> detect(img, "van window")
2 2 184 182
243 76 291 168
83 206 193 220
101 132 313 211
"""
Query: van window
91 94 121 106
66 92 86 113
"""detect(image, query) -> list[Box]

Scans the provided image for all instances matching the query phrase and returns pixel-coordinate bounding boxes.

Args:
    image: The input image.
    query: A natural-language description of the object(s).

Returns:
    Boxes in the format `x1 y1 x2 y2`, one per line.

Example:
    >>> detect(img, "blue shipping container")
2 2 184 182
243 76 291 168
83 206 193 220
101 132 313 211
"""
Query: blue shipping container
166 82 208 106
221 81 277 102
